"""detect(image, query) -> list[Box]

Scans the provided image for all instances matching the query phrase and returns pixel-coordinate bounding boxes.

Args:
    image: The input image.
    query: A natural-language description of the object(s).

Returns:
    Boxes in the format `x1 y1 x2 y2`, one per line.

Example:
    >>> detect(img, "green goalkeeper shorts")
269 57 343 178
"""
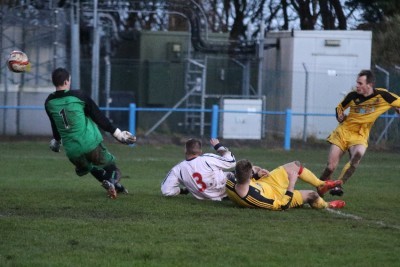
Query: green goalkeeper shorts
69 143 116 176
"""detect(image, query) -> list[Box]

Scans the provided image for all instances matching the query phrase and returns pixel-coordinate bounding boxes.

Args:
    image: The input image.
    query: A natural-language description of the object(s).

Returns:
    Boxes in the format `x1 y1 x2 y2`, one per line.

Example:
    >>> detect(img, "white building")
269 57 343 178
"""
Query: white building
263 30 372 139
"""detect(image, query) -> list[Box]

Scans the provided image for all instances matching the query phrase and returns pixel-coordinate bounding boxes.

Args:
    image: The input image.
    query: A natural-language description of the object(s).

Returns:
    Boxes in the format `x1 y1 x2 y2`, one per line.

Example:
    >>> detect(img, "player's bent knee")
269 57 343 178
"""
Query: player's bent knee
293 160 301 167
293 161 303 174
283 161 302 175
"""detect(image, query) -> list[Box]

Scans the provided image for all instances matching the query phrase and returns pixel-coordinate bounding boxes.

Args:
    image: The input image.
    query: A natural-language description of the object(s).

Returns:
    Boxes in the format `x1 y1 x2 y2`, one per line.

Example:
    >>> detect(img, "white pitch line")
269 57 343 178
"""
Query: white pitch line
326 208 400 230
326 208 362 220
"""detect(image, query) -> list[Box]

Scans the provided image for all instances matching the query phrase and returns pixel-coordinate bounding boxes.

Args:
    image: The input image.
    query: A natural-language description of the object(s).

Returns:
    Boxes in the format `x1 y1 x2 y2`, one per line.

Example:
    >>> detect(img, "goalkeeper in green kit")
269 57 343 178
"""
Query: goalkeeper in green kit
45 67 136 199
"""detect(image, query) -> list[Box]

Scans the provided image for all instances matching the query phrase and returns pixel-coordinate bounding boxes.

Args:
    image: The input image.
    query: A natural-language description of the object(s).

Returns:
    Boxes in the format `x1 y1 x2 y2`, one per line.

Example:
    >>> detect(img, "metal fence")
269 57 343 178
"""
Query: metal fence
0 6 68 88
2 5 400 148
2 59 400 147
1 104 399 151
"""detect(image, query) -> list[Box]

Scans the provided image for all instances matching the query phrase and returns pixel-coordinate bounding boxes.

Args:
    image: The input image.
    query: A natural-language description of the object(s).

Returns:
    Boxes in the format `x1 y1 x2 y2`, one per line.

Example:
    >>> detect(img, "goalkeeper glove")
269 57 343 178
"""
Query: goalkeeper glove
49 139 61 152
113 128 136 145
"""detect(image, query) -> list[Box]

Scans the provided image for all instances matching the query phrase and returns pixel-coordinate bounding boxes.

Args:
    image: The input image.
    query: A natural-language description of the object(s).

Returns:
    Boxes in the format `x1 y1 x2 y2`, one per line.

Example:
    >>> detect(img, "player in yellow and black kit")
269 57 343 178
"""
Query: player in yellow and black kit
226 159 345 211
320 69 400 196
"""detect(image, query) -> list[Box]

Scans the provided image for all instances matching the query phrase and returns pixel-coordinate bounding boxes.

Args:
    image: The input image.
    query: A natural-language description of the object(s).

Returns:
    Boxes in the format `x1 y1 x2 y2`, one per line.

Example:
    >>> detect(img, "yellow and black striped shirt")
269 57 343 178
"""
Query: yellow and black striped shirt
336 88 400 136
225 177 293 211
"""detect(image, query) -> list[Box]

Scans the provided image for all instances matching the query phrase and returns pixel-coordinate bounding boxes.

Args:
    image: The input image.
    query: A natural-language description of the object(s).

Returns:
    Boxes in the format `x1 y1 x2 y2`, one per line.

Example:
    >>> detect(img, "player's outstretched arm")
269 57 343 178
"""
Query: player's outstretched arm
113 128 136 145
210 138 229 156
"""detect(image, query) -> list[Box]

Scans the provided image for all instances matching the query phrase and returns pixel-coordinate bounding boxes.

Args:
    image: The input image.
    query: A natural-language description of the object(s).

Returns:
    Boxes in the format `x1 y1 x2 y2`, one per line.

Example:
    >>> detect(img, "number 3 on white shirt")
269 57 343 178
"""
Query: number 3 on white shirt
192 172 207 192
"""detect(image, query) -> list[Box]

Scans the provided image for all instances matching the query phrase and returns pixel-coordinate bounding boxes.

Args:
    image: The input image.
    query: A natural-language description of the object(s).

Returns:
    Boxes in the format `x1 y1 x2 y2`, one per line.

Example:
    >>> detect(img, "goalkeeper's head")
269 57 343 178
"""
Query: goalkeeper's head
185 138 202 159
52 67 71 90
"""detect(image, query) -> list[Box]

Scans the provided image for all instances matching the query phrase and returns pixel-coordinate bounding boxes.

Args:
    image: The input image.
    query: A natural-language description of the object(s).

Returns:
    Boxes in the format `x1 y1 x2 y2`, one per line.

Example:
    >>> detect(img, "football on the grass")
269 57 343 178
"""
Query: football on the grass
7 50 30 73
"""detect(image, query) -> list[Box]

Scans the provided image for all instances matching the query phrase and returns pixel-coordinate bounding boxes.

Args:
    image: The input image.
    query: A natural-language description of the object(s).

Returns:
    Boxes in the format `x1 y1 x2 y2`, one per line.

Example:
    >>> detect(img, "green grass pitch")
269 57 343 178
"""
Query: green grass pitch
0 140 399 266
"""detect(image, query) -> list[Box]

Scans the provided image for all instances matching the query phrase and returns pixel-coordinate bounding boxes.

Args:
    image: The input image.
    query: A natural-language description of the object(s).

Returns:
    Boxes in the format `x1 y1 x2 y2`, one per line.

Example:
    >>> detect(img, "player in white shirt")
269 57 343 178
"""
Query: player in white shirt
161 138 236 201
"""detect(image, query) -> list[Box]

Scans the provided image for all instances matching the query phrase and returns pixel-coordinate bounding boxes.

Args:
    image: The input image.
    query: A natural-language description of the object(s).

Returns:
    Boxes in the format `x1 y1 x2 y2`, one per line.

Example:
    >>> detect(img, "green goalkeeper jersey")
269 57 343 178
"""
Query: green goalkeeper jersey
45 90 116 159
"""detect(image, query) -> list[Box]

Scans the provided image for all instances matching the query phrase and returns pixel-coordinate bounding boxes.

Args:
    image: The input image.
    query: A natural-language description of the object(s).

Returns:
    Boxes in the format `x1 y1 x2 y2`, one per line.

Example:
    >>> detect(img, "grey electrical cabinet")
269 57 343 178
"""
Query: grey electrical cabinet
221 98 263 139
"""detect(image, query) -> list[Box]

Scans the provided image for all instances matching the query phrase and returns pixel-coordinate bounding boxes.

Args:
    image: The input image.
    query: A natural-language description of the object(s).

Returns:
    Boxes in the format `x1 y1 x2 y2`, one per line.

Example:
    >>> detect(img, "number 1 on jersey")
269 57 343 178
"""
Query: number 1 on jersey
59 108 70 129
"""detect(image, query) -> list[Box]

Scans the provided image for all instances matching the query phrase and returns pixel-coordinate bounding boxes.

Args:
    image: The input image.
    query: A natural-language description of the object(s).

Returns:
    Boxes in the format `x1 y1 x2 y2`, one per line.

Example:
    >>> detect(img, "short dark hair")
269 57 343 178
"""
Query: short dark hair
52 68 70 87
185 138 202 156
358 69 375 85
235 159 253 184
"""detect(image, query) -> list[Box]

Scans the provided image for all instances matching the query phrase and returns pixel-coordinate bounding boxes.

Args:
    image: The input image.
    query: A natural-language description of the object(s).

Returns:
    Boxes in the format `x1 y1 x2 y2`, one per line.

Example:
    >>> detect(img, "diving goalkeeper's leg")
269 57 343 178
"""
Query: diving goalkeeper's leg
90 164 123 198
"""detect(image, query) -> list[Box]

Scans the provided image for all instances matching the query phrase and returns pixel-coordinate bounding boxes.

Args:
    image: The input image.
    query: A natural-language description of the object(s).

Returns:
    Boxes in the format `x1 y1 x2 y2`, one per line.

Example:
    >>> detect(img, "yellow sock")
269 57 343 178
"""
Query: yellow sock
299 167 324 187
310 197 328 209
337 162 351 181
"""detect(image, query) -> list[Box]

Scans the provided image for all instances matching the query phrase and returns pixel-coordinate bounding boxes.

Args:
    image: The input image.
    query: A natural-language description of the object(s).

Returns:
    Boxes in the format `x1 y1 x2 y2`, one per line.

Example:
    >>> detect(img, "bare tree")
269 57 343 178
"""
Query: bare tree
289 0 316 29
331 0 346 29
370 16 400 68
280 0 290 30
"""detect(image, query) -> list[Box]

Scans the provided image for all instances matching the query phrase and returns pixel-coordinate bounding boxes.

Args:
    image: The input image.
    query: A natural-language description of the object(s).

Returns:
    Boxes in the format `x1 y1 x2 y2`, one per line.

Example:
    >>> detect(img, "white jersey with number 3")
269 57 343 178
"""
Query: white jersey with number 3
161 152 236 201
